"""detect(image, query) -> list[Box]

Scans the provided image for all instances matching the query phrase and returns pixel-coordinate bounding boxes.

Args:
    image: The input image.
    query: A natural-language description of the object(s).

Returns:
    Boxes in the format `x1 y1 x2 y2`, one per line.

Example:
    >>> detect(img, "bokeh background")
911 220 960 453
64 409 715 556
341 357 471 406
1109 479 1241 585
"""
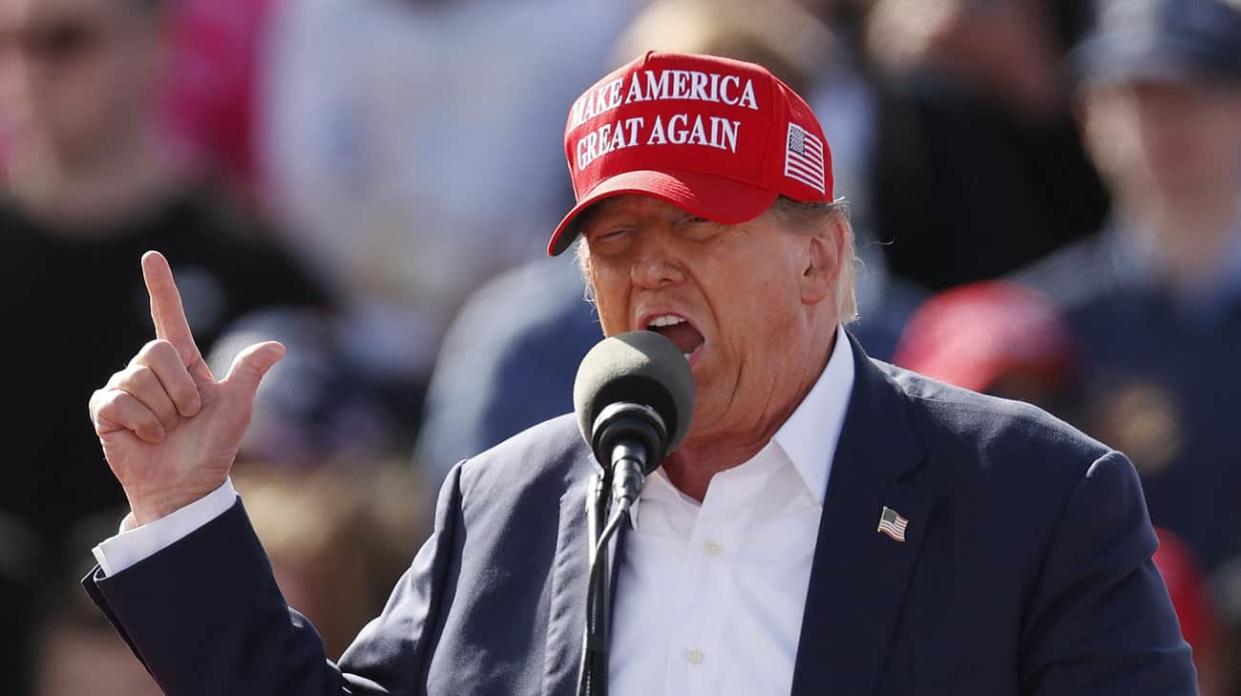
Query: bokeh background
1 0 1239 693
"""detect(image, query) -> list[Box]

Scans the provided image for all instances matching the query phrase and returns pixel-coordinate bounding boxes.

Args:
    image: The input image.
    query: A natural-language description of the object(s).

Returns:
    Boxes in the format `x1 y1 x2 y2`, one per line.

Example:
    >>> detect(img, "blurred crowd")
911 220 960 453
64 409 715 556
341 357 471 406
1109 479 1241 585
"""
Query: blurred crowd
0 0 1237 693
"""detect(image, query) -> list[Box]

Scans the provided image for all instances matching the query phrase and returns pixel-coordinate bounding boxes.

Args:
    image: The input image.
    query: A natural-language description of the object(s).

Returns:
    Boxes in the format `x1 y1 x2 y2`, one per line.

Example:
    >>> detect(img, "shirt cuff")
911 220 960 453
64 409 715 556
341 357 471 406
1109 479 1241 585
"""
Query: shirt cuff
92 479 238 577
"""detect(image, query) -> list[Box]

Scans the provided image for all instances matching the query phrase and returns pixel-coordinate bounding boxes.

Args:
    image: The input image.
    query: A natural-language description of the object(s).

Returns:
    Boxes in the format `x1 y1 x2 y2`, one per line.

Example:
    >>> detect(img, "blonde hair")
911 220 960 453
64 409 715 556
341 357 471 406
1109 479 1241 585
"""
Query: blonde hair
771 196 859 323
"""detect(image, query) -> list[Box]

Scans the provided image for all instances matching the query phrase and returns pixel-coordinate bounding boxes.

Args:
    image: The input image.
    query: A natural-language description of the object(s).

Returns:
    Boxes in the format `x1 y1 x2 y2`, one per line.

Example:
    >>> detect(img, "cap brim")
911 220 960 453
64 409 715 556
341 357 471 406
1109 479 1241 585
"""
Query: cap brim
1073 36 1233 87
547 169 779 256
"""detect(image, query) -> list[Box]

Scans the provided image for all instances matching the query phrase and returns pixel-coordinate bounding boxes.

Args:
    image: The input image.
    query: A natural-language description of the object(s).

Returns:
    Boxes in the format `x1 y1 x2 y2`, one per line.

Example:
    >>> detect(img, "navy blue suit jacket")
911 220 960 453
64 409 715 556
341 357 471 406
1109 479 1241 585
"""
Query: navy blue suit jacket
84 335 1196 695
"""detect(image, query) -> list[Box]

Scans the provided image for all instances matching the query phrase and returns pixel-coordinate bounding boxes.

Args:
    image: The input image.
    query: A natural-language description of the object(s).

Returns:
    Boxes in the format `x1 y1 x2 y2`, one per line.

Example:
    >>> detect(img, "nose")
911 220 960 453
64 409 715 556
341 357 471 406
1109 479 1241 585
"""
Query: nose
630 230 685 290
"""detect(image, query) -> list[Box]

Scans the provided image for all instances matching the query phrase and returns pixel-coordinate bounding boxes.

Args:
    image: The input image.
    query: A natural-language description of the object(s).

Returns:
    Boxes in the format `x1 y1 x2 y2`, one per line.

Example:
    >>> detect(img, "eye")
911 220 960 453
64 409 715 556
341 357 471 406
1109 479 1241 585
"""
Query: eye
678 215 718 241
594 227 632 243
585 225 634 254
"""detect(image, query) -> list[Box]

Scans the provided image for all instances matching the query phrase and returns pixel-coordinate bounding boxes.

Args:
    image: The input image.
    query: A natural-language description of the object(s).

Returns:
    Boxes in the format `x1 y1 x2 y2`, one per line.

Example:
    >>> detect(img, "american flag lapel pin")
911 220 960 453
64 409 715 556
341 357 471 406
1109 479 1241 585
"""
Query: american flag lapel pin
877 506 909 543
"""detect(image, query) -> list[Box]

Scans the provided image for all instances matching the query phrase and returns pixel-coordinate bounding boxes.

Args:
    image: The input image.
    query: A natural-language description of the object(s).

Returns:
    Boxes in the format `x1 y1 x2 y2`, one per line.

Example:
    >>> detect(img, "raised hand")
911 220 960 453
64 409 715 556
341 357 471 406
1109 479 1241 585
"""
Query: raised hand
89 252 285 525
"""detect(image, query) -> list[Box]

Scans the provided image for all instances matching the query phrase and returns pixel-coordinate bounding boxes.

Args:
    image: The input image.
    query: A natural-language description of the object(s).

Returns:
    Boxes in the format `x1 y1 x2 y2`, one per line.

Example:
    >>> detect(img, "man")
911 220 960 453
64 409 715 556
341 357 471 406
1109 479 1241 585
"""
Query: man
0 0 323 689
414 4 925 500
1016 0 1241 687
1020 0 1241 573
83 53 1193 694
0 0 325 548
862 0 1109 291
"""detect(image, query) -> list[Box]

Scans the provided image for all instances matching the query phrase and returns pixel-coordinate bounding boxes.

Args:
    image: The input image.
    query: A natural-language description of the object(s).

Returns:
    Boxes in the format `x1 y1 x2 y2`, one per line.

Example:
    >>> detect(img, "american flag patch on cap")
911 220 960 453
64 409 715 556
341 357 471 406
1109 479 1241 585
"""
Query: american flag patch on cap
877 506 909 542
784 123 825 193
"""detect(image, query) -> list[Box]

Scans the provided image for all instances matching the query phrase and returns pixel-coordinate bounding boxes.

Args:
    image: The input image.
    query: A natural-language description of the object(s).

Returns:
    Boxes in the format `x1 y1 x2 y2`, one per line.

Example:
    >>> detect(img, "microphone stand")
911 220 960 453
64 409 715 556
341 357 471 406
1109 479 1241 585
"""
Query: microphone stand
575 403 667 696
577 466 637 696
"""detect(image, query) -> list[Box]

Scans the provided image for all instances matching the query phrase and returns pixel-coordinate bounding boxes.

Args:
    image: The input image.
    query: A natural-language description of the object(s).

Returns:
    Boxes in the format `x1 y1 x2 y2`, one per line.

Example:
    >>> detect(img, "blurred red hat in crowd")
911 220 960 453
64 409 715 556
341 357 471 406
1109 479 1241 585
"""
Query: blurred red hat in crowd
1153 527 1222 656
894 281 1075 394
548 51 833 255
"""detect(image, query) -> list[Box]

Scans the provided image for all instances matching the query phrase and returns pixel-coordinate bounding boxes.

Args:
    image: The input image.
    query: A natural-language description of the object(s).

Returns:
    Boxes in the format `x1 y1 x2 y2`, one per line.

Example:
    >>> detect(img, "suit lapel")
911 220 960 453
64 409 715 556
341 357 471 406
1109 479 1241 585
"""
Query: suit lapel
541 456 598 696
791 334 937 696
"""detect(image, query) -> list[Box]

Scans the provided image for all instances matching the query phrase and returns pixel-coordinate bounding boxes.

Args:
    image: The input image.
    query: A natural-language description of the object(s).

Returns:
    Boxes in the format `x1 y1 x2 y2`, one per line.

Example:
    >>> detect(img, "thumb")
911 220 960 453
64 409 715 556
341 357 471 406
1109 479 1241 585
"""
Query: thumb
222 341 286 401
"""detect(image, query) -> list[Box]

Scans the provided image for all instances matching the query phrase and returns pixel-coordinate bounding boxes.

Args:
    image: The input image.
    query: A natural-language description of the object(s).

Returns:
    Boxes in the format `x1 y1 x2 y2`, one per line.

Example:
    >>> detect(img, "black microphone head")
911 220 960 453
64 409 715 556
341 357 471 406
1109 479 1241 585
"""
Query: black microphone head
573 330 696 458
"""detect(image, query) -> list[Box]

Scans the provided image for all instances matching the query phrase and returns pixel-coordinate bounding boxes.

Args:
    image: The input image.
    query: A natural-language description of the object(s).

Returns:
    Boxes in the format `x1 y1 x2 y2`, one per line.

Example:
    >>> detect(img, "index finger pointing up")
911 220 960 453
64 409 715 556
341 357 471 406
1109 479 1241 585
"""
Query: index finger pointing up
141 251 212 381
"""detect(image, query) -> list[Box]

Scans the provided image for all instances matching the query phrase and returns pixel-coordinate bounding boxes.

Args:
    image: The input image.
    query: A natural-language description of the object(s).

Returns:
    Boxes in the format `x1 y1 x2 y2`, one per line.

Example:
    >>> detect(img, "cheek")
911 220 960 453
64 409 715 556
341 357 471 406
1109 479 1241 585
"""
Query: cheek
711 270 800 353
1207 111 1241 163
1087 101 1144 177
598 306 626 336
588 268 631 335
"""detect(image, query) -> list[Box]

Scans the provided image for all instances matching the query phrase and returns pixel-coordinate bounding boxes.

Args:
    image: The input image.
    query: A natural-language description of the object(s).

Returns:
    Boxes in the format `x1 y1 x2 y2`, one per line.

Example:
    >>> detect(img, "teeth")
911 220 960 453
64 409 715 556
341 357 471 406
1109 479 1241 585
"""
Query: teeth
647 315 687 328
683 353 692 361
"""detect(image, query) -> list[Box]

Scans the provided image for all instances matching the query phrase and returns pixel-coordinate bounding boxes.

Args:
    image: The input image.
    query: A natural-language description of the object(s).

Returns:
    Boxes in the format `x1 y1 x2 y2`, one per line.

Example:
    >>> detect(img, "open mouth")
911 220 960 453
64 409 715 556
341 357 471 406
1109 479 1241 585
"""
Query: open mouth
644 314 706 363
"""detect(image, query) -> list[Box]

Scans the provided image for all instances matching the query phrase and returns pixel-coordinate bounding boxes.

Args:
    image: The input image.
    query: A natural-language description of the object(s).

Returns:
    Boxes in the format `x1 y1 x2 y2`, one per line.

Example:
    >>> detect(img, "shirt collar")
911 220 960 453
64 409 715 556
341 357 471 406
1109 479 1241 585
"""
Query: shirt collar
628 324 856 526
772 323 855 506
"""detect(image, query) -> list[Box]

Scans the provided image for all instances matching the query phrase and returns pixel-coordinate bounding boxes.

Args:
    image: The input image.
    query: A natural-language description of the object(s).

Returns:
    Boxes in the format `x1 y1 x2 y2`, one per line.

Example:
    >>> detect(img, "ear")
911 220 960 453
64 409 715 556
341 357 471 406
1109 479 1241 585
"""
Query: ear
799 217 843 306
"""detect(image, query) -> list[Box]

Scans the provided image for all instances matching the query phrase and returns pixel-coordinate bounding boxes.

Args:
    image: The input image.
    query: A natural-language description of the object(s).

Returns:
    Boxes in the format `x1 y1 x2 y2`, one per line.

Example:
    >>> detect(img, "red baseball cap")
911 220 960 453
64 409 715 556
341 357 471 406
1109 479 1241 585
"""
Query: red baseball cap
1152 528 1221 658
894 282 1075 393
547 51 834 256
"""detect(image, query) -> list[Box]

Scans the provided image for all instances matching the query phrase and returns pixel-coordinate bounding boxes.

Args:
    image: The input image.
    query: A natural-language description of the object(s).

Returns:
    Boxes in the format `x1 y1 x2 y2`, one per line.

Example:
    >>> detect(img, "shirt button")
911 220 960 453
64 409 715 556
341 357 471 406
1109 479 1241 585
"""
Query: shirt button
687 648 705 665
704 541 722 557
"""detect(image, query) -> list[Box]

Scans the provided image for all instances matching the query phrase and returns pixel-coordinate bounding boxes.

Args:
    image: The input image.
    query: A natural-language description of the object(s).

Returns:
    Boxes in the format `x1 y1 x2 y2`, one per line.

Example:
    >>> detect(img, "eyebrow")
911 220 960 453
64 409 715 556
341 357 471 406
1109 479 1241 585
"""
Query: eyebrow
577 199 624 230
577 202 636 241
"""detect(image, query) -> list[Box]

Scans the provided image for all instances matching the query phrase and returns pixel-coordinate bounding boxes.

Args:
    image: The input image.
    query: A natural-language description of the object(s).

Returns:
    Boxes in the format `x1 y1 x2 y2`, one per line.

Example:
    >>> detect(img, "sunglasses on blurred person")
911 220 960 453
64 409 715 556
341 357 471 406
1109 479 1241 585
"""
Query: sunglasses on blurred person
0 15 114 65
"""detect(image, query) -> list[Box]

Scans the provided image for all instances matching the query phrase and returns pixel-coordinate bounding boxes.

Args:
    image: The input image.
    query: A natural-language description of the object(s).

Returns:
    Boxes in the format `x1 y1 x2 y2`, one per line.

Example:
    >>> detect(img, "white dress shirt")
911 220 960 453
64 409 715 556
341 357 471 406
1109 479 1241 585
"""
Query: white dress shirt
609 326 854 696
94 327 857 696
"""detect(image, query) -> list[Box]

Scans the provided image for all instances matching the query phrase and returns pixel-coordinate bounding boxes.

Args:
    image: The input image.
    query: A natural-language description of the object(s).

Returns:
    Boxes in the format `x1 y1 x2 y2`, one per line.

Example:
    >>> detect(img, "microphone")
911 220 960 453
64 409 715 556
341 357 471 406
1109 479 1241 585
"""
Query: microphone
573 331 695 508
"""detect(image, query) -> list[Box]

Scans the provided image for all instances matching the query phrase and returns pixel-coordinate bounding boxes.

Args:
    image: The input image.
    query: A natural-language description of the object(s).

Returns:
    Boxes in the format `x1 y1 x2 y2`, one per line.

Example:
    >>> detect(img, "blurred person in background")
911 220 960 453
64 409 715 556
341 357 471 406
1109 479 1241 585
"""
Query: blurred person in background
415 0 924 487
0 0 327 640
1017 0 1241 687
31 464 426 695
895 282 1231 694
0 512 38 694
231 462 428 659
206 310 400 471
254 0 638 440
412 256 599 489
32 580 163 696
31 513 163 696
1153 528 1229 696
862 0 1110 291
159 0 279 201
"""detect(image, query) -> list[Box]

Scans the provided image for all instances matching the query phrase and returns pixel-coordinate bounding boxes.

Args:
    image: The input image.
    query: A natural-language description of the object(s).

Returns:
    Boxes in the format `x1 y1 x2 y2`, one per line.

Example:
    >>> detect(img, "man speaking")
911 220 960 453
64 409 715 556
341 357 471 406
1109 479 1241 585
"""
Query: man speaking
84 53 1195 695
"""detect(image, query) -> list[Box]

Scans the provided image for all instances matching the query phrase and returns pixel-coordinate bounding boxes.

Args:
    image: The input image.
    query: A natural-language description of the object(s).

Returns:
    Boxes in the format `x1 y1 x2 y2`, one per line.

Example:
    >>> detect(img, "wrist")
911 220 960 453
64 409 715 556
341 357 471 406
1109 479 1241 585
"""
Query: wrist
126 480 224 526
